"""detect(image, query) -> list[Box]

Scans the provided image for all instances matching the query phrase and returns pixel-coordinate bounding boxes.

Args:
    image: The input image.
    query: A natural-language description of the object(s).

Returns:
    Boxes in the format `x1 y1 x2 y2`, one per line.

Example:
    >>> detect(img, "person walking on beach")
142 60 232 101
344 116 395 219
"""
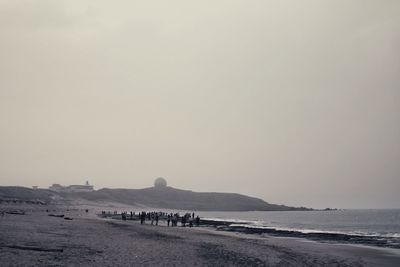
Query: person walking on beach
181 215 186 227
195 216 200 227
140 212 146 225
155 213 159 226
167 214 171 227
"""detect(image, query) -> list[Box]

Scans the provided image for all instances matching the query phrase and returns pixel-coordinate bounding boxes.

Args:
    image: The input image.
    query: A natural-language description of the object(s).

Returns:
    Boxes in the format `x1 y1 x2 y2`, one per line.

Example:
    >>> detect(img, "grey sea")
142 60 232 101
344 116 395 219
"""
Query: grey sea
197 209 400 249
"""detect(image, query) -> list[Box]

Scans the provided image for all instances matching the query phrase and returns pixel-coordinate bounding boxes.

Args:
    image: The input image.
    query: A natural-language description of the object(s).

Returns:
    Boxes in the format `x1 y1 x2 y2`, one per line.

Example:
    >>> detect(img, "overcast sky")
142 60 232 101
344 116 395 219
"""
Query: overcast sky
0 0 399 209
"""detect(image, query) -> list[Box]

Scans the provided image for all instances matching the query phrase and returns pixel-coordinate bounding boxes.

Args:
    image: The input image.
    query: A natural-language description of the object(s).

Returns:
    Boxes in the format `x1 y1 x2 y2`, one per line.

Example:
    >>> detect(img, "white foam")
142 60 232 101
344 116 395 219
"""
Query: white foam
213 220 400 239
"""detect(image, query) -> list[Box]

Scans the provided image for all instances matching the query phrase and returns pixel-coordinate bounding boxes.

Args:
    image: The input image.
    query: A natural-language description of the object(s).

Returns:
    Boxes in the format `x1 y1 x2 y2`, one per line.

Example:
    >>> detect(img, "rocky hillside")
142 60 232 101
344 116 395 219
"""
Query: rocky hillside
0 186 310 211
0 186 53 203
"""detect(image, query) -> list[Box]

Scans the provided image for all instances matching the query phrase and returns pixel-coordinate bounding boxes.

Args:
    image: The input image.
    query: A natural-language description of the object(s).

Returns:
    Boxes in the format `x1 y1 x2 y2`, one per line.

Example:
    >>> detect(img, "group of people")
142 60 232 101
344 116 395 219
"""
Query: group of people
138 211 201 227
100 210 201 227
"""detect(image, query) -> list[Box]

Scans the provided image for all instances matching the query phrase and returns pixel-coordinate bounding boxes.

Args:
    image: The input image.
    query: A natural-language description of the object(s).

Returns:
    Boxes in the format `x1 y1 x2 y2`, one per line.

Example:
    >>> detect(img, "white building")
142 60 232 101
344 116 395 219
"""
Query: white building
49 181 94 193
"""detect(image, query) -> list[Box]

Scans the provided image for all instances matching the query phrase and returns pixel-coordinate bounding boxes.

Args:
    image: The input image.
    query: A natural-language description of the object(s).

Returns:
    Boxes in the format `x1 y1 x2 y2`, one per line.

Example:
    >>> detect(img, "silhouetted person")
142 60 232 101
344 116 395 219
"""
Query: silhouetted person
195 216 200 227
172 214 178 227
140 212 146 224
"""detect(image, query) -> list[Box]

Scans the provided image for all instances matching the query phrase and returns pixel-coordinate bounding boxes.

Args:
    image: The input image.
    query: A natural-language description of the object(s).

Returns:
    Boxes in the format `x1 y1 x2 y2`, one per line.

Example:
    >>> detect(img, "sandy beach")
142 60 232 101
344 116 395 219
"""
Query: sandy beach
1 203 400 266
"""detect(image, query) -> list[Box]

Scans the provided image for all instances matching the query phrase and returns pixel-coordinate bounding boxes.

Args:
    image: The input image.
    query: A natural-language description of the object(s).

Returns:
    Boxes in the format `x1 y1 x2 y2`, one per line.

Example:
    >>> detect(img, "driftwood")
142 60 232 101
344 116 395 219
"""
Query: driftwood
48 214 64 218
5 210 25 215
6 245 63 252
64 217 73 220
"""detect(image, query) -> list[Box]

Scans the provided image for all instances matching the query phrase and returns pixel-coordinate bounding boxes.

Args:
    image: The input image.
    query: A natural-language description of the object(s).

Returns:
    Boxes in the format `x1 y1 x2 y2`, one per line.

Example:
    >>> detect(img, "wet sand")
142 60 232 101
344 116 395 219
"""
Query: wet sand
1 205 400 266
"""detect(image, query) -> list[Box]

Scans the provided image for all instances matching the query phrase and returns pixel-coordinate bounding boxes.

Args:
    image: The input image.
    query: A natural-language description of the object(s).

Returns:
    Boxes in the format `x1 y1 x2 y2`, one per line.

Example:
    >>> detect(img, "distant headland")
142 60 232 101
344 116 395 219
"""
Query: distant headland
0 178 310 211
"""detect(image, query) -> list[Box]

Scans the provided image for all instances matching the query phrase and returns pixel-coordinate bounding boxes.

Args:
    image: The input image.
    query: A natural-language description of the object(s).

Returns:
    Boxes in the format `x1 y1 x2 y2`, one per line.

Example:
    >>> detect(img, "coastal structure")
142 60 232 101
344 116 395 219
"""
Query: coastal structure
154 177 167 188
49 181 94 193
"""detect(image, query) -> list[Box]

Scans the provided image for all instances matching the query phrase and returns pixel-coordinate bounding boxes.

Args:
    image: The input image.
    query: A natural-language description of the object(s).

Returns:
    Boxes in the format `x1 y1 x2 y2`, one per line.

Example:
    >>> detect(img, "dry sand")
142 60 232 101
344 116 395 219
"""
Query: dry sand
1 203 400 266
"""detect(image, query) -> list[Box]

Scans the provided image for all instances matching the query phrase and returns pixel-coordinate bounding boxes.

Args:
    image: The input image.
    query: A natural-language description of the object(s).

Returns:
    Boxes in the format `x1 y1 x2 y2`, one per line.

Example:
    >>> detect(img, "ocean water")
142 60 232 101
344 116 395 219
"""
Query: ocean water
197 209 400 248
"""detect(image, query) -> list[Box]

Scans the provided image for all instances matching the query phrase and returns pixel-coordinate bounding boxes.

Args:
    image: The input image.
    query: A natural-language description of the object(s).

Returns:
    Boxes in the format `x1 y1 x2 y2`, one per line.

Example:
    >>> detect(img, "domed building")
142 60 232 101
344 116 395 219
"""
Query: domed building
154 177 167 188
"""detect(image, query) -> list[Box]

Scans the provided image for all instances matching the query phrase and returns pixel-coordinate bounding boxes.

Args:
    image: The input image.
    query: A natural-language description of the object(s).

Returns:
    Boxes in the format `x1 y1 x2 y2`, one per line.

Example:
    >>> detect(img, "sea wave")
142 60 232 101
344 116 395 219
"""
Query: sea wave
201 217 400 249
230 223 400 239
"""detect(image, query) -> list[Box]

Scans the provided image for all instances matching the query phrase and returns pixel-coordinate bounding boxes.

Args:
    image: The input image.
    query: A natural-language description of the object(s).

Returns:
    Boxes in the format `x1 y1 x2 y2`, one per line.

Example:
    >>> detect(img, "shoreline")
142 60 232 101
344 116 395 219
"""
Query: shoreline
101 213 400 250
205 220 400 249
197 227 400 266
100 214 400 265
1 203 400 266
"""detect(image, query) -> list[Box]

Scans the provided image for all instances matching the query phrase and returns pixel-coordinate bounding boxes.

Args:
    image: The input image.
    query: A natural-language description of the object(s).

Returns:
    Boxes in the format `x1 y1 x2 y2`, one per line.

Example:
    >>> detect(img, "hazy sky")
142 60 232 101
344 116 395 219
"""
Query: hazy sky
1 0 399 209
